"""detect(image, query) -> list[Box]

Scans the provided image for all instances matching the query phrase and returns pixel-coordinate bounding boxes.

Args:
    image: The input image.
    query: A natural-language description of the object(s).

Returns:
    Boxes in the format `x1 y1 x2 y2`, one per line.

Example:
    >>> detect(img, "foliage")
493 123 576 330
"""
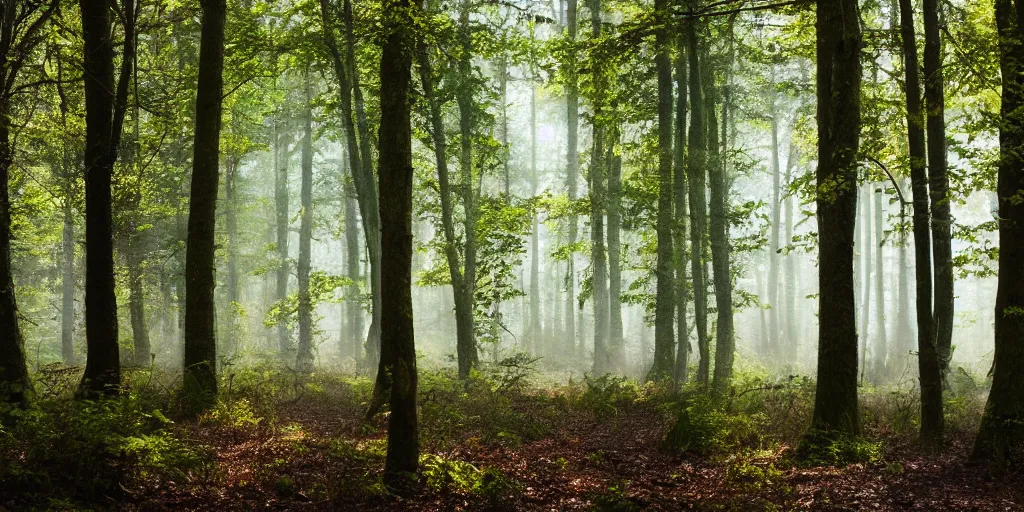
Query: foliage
663 394 763 457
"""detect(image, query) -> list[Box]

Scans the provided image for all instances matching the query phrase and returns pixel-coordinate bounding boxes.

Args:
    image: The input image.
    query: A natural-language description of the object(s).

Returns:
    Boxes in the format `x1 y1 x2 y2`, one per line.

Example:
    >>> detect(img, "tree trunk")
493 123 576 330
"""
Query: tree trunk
709 21 735 396
0 120 29 406
530 86 541 354
456 4 479 377
873 186 888 379
768 84 782 361
685 12 709 386
78 0 128 398
378 0 419 485
649 0 676 381
973 0 1024 461
128 233 150 367
565 0 579 360
607 125 625 371
783 139 798 359
343 159 363 361
62 200 76 365
899 0 944 440
859 184 872 383
673 32 690 383
589 0 610 375
296 75 315 374
224 156 239 359
274 122 292 358
808 0 862 436
924 0 953 375
896 179 913 369
183 0 226 407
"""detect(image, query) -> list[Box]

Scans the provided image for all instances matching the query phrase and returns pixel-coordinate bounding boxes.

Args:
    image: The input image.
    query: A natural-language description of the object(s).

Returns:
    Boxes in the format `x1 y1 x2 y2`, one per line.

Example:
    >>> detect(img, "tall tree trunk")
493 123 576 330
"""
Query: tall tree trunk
565 0 579 360
973 0 1024 461
673 32 690 383
343 160 363 361
709 20 735 396
899 0 943 440
873 186 888 379
456 4 479 377
783 139 798 359
378 0 419 485
808 0 862 436
224 156 239 358
79 0 133 398
684 11 709 386
768 84 782 361
530 86 541 354
924 0 953 375
296 75 315 374
649 0 675 381
896 178 913 369
589 0 610 375
0 119 29 406
128 232 150 367
183 0 226 407
62 200 76 365
274 122 291 358
859 184 872 383
607 125 625 371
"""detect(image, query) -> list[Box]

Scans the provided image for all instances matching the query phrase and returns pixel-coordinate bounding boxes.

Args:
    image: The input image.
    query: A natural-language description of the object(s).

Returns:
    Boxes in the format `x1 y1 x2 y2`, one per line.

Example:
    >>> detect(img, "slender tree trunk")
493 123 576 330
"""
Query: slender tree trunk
783 140 798 359
565 0 579 360
274 123 291 358
296 75 315 374
530 86 541 354
924 0 953 375
62 200 75 365
768 85 782 361
224 156 239 358
896 178 913 369
685 13 709 386
607 125 625 371
709 21 735 395
899 0 943 440
873 186 888 379
808 0 862 436
456 4 479 377
183 0 226 407
343 160 363 361
673 32 690 383
860 184 872 383
973 0 1024 461
128 232 150 367
589 0 610 375
0 120 29 406
378 0 419 485
649 0 676 381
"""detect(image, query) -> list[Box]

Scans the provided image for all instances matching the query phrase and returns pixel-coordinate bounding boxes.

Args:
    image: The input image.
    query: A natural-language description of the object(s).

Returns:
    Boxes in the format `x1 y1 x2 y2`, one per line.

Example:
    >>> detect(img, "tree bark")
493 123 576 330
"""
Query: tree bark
62 200 76 365
224 156 239 359
649 0 676 382
274 122 292 358
378 0 419 485
684 11 709 386
899 0 943 440
808 0 862 435
709 21 735 396
343 158 363 361
673 32 690 383
78 0 130 398
183 0 227 406
859 184 872 383
296 74 315 374
924 0 953 375
873 186 888 378
565 0 579 361
589 0 610 375
973 0 1024 461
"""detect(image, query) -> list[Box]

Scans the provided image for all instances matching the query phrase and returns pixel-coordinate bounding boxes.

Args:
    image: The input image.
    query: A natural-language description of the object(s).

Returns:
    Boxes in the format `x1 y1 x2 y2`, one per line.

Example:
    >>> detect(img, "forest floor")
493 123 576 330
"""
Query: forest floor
2 363 1023 511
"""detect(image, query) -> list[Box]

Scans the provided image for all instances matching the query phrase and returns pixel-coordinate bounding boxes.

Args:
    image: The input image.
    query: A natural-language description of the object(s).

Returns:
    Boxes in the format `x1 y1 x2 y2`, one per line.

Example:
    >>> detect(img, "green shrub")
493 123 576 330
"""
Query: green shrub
663 395 762 456
795 429 882 467
578 375 642 422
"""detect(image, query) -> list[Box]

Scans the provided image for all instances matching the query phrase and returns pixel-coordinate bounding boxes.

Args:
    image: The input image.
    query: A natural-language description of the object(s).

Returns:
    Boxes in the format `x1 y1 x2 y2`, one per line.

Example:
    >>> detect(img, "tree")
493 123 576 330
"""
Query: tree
684 9 709 386
78 0 136 398
378 0 420 486
296 72 315 374
807 0 862 436
564 0 579 360
924 0 953 375
0 0 59 406
973 0 1024 461
648 0 675 381
898 0 943 440
672 28 690 383
183 0 227 408
588 0 610 375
